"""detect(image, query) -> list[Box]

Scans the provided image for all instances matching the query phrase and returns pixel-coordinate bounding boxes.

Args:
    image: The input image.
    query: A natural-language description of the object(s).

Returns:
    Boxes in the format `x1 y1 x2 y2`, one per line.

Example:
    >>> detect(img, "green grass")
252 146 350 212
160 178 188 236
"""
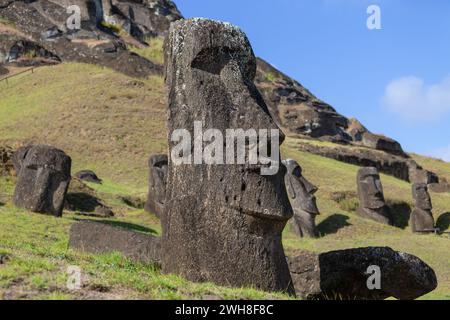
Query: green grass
129 37 165 66
0 61 448 300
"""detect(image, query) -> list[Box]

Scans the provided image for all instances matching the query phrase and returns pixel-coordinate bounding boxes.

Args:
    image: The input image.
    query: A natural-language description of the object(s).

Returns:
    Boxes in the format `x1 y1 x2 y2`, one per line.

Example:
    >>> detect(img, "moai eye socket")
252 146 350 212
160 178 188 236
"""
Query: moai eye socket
191 47 234 74
292 166 302 177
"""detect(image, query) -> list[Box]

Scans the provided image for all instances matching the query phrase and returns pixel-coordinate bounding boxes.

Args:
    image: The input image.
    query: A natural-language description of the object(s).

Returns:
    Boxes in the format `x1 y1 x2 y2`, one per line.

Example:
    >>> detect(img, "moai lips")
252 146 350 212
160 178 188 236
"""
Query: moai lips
356 167 393 225
12 145 71 217
162 18 294 294
283 159 320 238
411 183 435 233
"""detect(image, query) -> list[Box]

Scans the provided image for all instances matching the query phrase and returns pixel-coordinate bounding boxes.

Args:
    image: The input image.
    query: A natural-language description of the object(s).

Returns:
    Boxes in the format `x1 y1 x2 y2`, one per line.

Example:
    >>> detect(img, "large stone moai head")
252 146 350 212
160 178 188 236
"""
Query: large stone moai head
162 18 294 294
144 154 168 218
282 159 319 238
410 183 435 233
356 167 393 225
12 145 71 217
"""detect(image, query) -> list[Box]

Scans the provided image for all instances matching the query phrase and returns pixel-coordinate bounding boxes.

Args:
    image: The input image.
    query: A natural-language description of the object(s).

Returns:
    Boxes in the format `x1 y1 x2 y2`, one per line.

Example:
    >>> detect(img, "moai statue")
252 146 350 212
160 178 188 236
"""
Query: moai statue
162 18 294 294
283 159 319 238
144 154 168 218
410 183 435 233
356 167 393 225
12 145 71 217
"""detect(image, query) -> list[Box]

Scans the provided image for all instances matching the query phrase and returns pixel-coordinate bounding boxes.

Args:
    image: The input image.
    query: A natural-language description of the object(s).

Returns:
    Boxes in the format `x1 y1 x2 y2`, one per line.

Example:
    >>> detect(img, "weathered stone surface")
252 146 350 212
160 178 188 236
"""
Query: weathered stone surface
288 247 438 300
429 179 450 193
283 159 319 238
75 170 102 184
255 59 405 155
0 1 162 77
356 167 393 225
144 154 168 218
13 145 71 217
65 177 114 217
162 18 294 294
295 141 442 185
411 184 435 233
69 220 160 265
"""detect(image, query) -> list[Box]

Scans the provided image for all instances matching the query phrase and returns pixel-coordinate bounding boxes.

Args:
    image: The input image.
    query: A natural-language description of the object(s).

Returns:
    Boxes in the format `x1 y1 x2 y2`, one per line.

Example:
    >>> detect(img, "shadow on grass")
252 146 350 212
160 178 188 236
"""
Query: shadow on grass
74 218 158 236
437 212 450 232
388 200 411 229
66 192 101 212
317 213 351 236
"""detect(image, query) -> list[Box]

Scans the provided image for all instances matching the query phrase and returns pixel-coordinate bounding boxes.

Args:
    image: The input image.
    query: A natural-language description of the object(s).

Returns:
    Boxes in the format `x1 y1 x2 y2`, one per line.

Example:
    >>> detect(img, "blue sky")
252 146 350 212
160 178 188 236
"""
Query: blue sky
176 0 450 161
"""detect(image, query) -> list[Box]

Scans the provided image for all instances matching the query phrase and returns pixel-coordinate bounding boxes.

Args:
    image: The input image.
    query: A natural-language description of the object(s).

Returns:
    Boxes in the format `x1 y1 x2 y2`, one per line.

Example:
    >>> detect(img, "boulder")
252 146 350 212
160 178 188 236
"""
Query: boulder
69 220 161 265
75 170 102 184
162 18 294 294
429 179 450 193
356 167 393 225
12 145 71 217
144 154 168 218
288 247 438 300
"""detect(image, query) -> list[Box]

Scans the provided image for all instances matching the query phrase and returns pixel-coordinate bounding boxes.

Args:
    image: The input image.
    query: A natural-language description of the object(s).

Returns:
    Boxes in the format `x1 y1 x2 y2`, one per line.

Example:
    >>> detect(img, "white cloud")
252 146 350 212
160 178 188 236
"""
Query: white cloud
428 145 450 162
382 76 450 122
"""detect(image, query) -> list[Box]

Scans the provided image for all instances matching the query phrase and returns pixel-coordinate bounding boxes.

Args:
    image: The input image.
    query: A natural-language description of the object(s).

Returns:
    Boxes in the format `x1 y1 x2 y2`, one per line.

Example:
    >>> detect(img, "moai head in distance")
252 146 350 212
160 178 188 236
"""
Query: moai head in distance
410 183 435 233
12 145 71 217
356 167 393 225
144 154 168 218
162 18 294 294
283 159 319 238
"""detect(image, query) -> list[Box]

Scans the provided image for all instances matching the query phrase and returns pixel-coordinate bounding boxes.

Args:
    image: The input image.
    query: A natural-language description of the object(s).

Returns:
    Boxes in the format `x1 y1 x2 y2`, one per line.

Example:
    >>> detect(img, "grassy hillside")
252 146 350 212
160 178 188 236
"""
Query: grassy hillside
0 62 448 300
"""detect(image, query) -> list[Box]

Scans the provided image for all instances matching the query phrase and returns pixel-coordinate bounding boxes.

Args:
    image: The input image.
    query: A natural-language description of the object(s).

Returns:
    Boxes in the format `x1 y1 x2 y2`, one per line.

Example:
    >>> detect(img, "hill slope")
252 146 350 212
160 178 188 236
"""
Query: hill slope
0 62 449 299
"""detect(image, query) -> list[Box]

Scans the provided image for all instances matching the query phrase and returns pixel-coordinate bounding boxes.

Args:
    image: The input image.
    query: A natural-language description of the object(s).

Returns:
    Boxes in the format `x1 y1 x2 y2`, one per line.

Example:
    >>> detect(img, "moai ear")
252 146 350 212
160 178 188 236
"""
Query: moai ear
286 175 296 200
191 47 233 75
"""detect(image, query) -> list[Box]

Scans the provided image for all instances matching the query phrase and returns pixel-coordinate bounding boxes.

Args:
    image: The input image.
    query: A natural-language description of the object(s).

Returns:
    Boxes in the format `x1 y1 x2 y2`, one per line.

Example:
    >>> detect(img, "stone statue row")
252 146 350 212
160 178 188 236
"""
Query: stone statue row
356 166 437 233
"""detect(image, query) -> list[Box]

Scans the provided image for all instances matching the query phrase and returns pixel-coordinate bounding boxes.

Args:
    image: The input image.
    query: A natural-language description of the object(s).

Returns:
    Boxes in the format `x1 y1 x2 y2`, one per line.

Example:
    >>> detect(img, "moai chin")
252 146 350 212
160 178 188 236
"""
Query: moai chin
12 145 71 217
162 18 294 294
144 154 168 218
283 159 319 238
356 167 393 225
410 183 435 233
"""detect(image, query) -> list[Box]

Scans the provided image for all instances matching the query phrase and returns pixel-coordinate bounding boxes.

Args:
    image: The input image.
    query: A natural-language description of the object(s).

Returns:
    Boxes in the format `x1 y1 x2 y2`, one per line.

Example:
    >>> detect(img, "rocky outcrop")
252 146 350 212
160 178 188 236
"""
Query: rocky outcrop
69 220 161 265
295 141 438 184
255 58 405 156
0 0 163 77
288 247 438 300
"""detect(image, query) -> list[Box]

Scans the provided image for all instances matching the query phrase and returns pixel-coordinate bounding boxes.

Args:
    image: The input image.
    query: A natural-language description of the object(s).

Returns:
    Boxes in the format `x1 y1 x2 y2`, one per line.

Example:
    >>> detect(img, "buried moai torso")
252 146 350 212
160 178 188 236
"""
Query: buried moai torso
356 167 393 225
144 154 168 218
283 159 319 238
12 145 71 217
410 183 435 233
162 18 294 294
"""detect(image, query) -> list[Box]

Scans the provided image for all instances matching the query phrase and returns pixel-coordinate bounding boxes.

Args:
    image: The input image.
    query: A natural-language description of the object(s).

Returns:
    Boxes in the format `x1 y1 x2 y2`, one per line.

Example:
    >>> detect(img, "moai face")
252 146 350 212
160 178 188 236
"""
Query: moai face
357 167 385 209
283 159 319 215
163 18 294 294
412 184 432 211
13 145 71 217
145 154 168 217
